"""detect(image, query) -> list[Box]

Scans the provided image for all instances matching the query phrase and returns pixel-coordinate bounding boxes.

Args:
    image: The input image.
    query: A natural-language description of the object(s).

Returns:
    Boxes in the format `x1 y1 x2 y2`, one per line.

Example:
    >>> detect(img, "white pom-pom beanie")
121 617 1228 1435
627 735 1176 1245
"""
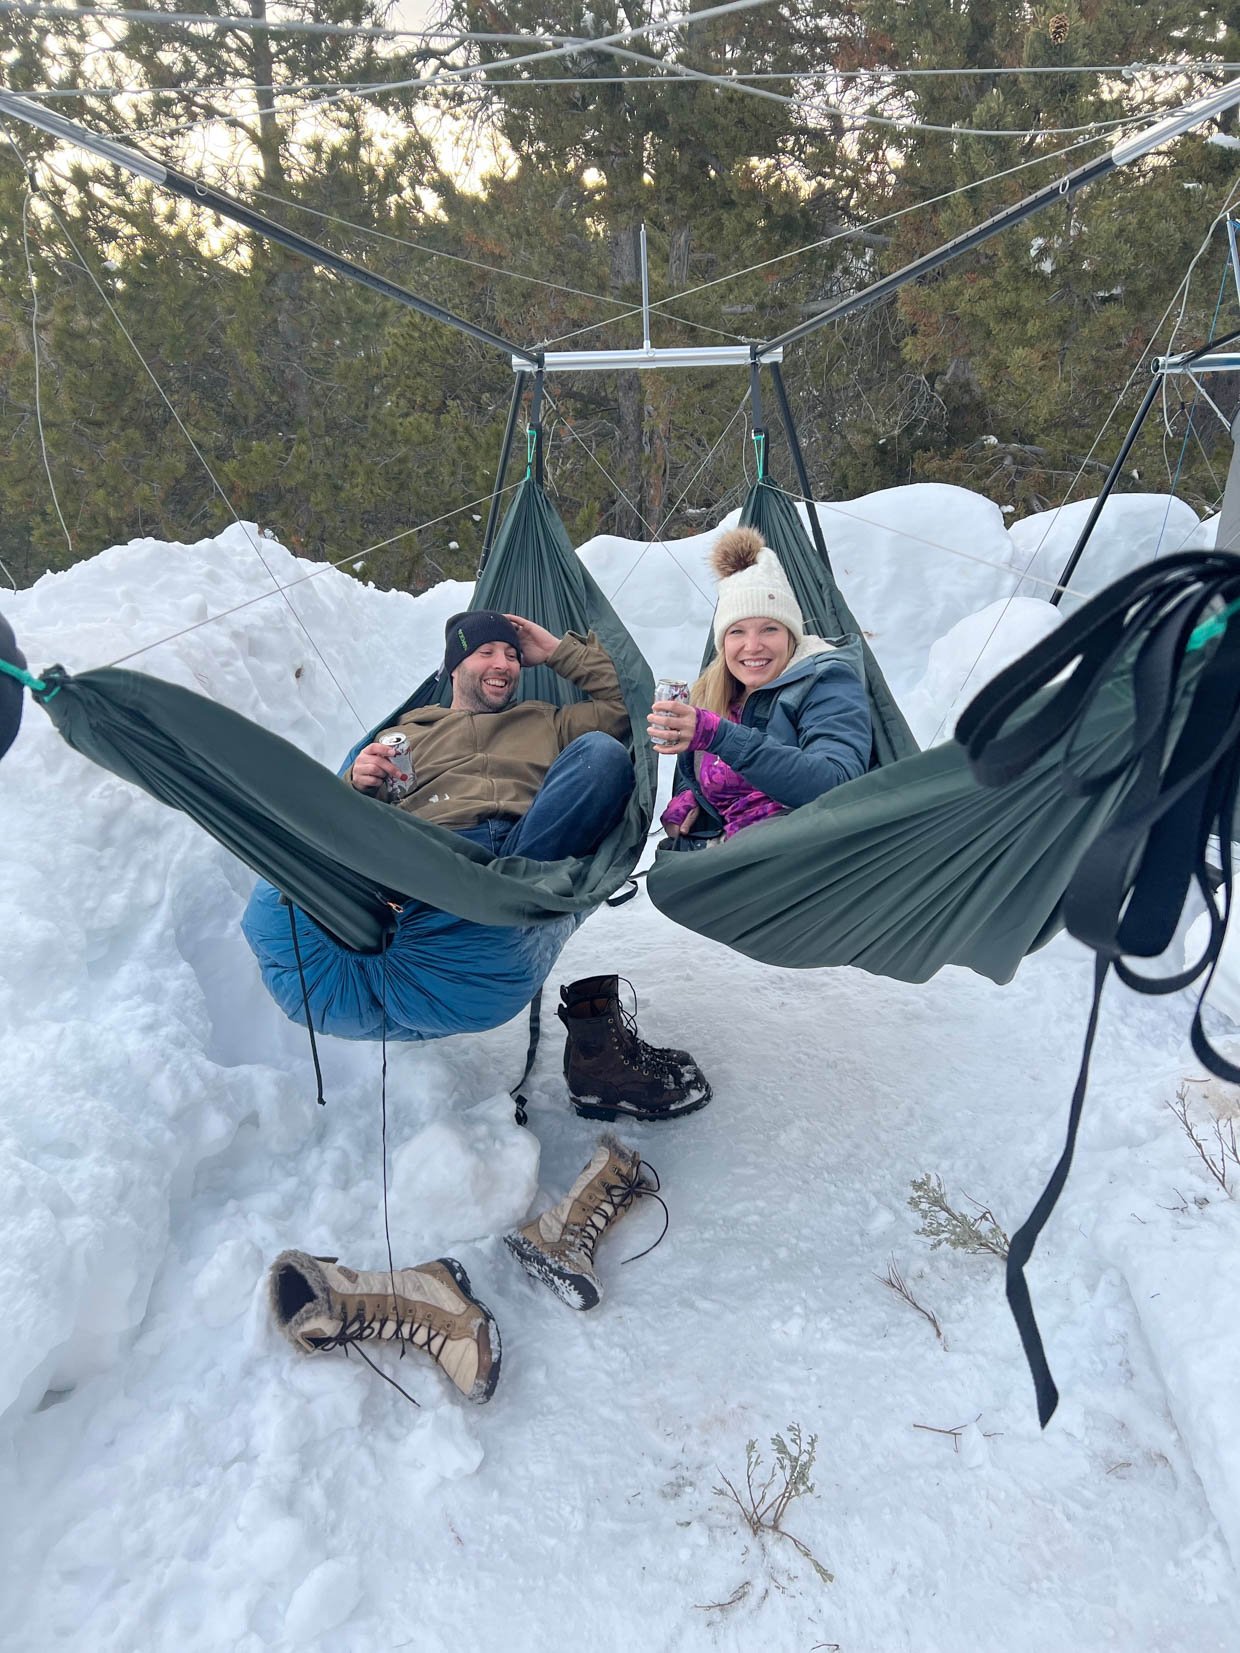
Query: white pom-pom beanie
710 527 805 650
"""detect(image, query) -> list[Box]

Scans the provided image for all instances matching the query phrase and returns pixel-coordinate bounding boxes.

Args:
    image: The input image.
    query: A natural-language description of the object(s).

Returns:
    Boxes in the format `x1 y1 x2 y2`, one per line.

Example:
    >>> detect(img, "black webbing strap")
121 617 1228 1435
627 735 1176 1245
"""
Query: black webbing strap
530 370 546 485
510 989 543 1127
283 895 326 1107
605 874 643 907
957 550 1240 1424
749 354 766 479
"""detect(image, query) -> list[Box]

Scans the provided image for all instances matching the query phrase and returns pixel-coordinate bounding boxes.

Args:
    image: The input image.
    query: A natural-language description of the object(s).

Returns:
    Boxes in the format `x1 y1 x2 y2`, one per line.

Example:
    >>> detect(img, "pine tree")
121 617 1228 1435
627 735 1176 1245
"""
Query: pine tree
835 1 1240 518
435 0 867 535
0 1 490 585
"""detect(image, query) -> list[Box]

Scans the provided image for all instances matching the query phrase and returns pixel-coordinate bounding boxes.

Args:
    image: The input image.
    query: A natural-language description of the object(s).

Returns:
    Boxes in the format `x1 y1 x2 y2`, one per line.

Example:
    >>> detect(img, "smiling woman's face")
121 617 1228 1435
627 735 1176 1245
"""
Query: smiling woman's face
722 617 795 694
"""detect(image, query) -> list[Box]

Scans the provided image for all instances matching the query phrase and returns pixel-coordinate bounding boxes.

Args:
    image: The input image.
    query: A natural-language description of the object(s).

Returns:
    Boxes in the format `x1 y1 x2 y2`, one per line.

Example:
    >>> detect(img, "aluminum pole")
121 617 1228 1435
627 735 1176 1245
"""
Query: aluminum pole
0 91 538 364
757 75 1240 362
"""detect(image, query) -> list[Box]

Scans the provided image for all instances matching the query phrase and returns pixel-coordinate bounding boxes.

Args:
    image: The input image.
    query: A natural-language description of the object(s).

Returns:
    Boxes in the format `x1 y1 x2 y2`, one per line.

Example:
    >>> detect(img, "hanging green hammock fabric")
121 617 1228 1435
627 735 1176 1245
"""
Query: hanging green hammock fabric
383 480 646 722
647 477 1144 986
733 479 918 769
646 683 1142 984
33 479 656 956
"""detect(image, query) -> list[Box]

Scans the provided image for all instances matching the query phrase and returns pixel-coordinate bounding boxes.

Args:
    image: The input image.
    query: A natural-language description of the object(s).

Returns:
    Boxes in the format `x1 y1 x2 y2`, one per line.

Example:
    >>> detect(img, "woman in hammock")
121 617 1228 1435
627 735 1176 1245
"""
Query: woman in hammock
648 527 872 844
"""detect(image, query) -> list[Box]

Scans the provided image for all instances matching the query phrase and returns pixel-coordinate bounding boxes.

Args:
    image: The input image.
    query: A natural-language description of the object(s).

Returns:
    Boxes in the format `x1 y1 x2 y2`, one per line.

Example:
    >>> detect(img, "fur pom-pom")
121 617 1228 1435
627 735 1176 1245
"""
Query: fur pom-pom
710 526 765 580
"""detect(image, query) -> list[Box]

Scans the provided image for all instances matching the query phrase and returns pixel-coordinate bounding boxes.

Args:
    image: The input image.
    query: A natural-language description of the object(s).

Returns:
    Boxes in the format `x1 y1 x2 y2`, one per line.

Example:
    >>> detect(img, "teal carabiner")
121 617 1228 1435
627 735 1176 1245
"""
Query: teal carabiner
0 656 49 695
1187 594 1240 653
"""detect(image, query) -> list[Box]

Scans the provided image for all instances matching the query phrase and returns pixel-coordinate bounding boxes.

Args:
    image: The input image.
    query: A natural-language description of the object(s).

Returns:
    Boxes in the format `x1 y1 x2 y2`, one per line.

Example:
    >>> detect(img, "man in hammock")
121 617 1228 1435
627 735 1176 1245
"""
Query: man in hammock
345 609 711 1122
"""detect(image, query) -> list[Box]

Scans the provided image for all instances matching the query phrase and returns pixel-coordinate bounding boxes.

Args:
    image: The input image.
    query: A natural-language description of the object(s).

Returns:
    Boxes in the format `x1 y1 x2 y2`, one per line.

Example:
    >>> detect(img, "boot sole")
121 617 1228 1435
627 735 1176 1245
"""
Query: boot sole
570 1078 713 1124
435 1257 503 1404
502 1232 600 1311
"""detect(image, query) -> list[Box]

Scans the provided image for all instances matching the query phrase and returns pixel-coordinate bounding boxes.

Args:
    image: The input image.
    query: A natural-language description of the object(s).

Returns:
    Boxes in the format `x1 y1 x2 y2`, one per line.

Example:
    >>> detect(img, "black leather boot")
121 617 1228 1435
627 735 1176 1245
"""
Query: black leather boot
557 975 712 1122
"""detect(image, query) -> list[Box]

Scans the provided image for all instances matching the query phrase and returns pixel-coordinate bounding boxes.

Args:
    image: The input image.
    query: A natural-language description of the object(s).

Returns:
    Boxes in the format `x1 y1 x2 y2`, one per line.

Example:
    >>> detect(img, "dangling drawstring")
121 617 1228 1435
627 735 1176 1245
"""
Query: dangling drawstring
283 897 325 1106
510 989 542 1126
376 930 404 1353
618 1158 670 1266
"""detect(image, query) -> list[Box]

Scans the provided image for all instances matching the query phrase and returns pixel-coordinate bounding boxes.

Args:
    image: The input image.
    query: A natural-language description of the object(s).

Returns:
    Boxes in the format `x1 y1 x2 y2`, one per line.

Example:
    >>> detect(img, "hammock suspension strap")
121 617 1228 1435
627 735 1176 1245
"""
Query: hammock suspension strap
0 656 57 698
510 989 543 1128
959 549 1240 1424
749 354 767 481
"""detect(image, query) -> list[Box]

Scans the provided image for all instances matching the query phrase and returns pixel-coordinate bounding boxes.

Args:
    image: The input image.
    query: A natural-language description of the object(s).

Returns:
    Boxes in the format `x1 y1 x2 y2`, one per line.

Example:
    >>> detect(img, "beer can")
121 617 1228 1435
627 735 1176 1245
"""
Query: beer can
653 678 690 748
655 678 690 705
379 731 417 801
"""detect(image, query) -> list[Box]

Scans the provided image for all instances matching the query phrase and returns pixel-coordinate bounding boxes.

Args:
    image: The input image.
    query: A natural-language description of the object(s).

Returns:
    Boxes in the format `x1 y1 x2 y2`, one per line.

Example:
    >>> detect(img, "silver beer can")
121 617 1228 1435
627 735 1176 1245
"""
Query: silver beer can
653 678 690 748
655 678 691 705
379 731 417 801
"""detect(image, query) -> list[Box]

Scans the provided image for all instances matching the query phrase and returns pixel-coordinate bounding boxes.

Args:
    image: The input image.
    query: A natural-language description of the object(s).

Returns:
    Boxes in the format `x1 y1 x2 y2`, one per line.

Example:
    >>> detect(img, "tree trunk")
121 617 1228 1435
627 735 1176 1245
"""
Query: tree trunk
248 0 312 454
609 219 643 538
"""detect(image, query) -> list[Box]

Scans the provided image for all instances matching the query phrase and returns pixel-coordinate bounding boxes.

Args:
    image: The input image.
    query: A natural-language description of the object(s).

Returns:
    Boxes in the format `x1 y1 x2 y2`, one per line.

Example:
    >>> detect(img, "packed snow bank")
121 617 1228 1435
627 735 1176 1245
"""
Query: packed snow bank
2 485 1238 1649
0 524 466 1415
1007 491 1212 601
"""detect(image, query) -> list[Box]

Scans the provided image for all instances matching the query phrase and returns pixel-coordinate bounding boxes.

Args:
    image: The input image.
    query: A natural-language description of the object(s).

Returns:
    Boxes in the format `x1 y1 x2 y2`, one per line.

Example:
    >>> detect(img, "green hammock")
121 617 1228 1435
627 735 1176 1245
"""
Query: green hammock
29 478 656 955
645 478 1145 986
11 465 1168 998
736 479 918 769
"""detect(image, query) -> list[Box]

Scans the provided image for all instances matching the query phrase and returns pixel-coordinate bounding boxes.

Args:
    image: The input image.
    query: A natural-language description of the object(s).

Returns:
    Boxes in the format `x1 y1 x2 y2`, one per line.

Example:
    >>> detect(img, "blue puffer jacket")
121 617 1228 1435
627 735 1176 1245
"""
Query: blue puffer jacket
671 635 872 840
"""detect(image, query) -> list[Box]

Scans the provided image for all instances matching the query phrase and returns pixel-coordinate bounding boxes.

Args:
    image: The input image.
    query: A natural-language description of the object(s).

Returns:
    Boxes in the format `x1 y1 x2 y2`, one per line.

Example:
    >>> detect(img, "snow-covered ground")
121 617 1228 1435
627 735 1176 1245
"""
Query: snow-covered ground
1 484 1238 1651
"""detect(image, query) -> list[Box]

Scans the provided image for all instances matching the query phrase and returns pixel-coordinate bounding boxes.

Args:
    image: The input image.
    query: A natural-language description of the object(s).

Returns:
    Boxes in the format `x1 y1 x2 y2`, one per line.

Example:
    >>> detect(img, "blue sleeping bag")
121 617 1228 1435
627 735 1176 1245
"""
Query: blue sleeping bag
242 877 579 1041
241 715 583 1041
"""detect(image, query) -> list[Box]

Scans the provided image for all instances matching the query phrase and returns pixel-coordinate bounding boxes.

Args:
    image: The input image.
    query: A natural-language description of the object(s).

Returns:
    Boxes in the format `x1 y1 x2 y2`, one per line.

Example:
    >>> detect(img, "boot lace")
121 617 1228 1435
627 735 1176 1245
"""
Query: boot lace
562 1155 669 1266
615 978 694 1083
614 1157 670 1266
313 1307 424 1409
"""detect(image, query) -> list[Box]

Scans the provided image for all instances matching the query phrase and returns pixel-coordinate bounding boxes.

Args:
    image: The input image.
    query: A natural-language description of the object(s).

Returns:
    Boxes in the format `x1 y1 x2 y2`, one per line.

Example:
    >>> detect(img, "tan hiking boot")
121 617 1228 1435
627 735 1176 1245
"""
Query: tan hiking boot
268 1251 501 1404
503 1134 660 1310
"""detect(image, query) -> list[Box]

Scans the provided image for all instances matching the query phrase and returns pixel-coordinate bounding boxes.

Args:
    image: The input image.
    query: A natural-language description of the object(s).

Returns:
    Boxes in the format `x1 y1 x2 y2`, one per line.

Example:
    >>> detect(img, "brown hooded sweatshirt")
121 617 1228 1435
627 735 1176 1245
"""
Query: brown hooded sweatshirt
348 630 630 829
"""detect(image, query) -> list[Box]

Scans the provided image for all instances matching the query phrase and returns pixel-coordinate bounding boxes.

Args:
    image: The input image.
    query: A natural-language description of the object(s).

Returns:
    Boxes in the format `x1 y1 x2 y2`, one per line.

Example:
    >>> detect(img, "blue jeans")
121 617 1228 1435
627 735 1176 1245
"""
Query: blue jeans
455 731 635 862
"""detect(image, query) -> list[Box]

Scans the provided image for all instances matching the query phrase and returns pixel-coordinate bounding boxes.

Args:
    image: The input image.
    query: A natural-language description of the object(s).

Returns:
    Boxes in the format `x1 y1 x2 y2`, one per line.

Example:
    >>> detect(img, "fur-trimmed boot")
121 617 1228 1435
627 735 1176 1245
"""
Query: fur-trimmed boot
504 1135 657 1310
558 974 712 1122
268 1251 501 1403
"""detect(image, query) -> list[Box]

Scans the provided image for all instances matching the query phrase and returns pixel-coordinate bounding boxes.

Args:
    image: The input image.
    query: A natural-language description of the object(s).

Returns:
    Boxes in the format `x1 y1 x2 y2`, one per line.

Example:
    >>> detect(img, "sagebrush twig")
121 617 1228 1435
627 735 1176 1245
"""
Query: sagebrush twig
1167 1083 1239 1196
909 1172 1010 1258
876 1255 945 1345
713 1426 834 1585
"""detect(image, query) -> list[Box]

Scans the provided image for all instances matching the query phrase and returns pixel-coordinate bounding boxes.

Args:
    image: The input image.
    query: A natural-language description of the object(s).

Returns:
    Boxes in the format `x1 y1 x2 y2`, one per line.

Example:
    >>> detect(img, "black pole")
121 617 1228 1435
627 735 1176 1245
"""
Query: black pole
768 360 835 575
0 92 536 363
758 151 1115 359
478 371 528 575
1050 374 1161 606
158 169 536 363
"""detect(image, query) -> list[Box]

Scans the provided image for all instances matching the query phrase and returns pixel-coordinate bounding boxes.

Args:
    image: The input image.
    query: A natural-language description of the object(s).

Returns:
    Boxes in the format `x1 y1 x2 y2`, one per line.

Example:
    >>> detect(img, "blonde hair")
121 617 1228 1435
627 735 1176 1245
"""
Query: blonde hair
690 654 741 717
691 623 796 715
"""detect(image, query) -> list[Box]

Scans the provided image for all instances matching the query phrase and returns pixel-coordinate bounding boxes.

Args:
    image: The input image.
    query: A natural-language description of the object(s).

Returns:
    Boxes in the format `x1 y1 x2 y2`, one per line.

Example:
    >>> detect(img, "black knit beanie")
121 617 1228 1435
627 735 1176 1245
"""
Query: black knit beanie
0 611 27 760
443 609 522 676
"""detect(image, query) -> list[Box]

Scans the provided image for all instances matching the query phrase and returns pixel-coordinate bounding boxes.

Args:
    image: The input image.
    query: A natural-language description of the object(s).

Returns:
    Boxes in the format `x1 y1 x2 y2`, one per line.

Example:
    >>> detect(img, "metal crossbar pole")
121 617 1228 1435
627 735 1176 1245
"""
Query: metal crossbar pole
513 344 779 372
0 91 538 364
755 77 1240 361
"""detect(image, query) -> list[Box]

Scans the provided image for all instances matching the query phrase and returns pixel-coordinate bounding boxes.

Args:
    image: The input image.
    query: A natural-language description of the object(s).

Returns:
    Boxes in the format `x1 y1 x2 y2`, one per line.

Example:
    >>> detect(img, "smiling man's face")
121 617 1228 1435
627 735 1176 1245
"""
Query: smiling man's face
450 640 521 713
